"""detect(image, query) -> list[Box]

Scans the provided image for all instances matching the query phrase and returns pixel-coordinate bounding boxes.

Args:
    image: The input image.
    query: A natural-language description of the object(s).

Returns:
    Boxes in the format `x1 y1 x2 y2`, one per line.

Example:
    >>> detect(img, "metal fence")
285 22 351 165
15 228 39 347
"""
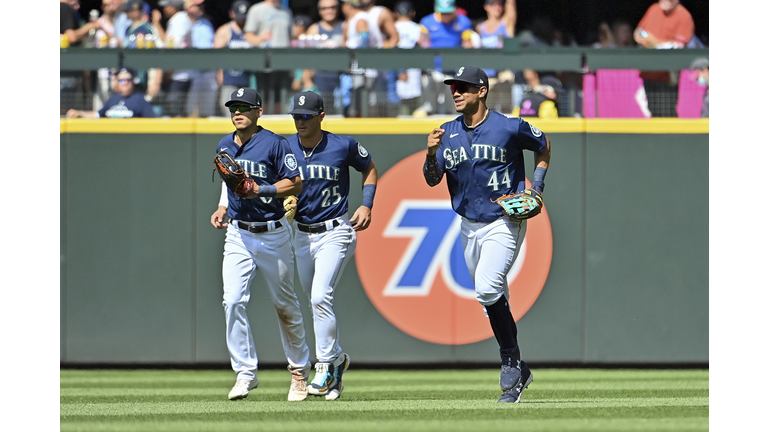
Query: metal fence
60 45 708 119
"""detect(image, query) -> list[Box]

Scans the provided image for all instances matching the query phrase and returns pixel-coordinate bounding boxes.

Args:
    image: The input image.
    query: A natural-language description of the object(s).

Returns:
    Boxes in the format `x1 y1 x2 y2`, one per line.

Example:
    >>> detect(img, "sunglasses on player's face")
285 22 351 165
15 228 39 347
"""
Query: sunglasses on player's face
450 82 481 94
292 114 317 121
228 105 257 113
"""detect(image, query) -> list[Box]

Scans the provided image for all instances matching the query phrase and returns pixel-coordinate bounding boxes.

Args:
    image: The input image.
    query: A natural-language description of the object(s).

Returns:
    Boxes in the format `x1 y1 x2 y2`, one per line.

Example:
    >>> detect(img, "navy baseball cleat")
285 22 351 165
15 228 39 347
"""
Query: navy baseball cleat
498 363 533 403
326 353 350 400
500 363 522 391
309 362 335 396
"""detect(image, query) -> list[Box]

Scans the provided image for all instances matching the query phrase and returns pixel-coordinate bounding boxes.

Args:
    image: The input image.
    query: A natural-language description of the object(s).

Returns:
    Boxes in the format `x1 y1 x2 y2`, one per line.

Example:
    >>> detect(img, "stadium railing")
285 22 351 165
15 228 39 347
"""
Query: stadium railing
60 41 709 119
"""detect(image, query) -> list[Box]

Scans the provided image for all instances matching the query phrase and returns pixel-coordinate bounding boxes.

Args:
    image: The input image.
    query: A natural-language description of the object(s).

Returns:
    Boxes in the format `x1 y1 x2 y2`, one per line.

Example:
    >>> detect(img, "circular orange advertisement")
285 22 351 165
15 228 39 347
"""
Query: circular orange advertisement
356 150 553 345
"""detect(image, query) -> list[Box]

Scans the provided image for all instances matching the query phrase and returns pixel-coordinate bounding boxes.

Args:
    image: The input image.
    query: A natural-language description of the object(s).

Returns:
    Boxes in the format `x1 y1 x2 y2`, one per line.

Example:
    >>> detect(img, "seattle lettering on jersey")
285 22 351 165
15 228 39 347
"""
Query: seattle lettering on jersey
236 159 268 178
299 164 341 181
443 143 507 170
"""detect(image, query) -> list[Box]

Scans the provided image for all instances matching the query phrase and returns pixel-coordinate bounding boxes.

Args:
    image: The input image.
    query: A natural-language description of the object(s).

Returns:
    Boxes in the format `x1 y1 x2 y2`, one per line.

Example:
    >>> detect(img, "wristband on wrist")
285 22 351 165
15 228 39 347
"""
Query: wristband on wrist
531 167 547 193
259 184 277 197
362 184 376 209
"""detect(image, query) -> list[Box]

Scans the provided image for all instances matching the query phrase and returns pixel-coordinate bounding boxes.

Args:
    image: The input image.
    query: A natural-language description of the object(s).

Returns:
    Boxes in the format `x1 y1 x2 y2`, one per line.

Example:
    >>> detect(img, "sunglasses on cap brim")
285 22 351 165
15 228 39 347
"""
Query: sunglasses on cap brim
228 104 259 113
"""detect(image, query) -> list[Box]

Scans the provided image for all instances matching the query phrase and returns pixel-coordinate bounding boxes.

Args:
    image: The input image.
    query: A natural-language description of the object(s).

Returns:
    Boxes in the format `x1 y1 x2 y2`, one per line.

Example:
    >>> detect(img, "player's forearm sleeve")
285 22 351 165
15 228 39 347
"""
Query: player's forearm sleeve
218 182 228 208
423 154 444 187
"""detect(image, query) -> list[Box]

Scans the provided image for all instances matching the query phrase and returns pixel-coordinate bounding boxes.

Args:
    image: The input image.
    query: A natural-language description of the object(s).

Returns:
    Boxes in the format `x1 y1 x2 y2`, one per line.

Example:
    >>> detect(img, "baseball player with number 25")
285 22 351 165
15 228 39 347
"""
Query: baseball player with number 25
286 91 378 400
210 87 312 402
423 65 551 403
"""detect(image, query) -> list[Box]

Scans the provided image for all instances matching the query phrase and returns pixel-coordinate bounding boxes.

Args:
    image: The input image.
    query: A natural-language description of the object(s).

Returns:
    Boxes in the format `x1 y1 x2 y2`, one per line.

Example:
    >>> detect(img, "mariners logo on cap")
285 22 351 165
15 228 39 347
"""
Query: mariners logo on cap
298 95 306 106
237 88 245 97
457 67 464 76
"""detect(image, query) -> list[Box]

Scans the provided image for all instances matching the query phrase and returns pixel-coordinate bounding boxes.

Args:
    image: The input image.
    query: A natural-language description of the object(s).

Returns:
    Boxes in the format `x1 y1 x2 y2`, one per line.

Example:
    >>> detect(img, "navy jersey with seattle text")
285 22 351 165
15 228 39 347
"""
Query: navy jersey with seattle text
216 127 300 222
432 110 548 222
287 131 371 224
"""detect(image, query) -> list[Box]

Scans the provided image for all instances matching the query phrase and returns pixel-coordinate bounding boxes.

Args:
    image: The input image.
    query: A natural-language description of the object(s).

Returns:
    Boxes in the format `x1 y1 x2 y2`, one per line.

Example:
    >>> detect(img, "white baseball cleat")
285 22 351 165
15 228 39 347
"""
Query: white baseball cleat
309 362 333 396
288 373 309 401
228 378 259 400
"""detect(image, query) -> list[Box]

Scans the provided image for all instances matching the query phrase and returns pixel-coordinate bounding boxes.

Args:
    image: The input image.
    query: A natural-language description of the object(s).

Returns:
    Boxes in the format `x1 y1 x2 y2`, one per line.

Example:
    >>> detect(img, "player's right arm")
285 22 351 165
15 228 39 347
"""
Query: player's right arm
211 182 229 229
238 175 302 200
273 175 302 198
423 128 445 187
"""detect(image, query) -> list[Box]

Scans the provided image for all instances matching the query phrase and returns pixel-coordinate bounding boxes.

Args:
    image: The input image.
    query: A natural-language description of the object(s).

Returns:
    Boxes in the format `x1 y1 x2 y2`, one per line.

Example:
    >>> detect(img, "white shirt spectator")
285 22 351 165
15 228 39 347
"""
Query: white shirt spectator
394 19 422 100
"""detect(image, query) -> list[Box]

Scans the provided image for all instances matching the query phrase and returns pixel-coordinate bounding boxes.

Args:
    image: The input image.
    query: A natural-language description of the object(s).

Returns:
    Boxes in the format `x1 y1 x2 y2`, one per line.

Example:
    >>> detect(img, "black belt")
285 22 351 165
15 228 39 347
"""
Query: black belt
235 220 282 234
296 220 340 234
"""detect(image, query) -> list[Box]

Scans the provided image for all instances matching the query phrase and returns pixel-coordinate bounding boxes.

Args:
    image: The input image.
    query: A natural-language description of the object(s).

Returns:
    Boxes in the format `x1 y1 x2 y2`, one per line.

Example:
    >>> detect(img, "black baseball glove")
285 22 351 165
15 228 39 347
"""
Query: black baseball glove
213 152 255 198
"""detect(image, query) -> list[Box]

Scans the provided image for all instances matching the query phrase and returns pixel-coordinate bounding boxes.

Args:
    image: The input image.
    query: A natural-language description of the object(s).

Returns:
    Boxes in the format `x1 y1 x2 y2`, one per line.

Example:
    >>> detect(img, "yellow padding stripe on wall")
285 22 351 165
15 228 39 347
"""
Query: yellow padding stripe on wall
61 117 709 135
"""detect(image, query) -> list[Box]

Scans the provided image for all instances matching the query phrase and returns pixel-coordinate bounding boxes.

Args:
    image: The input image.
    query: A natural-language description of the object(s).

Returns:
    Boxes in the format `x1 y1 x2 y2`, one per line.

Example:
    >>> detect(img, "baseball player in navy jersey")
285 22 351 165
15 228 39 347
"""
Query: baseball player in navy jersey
210 87 312 402
286 91 378 400
423 65 551 403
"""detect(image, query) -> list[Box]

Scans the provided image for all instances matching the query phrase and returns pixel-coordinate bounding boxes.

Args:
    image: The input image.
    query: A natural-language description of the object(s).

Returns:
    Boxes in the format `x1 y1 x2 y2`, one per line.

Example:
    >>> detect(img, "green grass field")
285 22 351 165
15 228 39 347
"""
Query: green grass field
60 368 708 432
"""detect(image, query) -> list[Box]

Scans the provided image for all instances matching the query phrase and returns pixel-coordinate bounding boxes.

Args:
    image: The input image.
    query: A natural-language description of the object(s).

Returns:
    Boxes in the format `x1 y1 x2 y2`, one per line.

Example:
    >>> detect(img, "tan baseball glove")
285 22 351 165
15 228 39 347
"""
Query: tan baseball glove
283 195 298 221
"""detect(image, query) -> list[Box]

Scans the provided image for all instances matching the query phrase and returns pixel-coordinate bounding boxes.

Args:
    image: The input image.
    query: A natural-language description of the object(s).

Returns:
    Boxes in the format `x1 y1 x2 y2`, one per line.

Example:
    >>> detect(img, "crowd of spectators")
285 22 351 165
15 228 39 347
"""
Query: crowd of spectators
60 0 709 119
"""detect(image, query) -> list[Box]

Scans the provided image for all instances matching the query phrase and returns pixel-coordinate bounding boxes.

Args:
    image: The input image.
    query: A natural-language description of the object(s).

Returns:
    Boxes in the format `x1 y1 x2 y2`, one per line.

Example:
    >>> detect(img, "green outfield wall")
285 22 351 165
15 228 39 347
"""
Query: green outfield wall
60 117 709 366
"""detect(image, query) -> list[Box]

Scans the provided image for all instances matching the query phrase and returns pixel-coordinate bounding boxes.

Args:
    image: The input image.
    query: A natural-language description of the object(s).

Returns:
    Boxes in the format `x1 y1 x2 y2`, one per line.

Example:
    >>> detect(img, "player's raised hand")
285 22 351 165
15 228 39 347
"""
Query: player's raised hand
350 206 372 231
211 206 229 229
427 128 444 156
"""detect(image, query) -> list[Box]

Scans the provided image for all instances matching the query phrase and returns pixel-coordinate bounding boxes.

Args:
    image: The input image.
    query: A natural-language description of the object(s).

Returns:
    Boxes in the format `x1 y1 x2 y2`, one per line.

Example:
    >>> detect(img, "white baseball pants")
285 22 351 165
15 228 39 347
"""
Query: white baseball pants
221 218 311 381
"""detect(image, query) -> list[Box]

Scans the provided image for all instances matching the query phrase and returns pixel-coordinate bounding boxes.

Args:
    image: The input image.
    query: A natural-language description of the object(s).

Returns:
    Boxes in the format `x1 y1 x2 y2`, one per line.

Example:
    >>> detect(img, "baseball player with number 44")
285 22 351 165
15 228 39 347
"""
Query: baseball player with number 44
286 91 378 400
423 65 551 403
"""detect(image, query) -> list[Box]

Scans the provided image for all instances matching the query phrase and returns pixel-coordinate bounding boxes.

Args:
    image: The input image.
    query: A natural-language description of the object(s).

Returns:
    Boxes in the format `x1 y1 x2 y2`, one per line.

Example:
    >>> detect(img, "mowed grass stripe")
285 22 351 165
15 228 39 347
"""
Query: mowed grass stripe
61 397 708 413
61 418 709 432
61 369 708 432
61 369 708 388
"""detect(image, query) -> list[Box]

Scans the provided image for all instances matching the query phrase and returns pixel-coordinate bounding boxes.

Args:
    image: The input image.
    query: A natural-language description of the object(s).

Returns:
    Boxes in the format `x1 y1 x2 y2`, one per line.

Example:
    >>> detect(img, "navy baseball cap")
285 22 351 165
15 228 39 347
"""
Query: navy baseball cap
231 0 249 20
444 65 489 88
289 91 324 115
540 75 563 91
294 15 312 28
225 87 262 107
115 67 138 78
